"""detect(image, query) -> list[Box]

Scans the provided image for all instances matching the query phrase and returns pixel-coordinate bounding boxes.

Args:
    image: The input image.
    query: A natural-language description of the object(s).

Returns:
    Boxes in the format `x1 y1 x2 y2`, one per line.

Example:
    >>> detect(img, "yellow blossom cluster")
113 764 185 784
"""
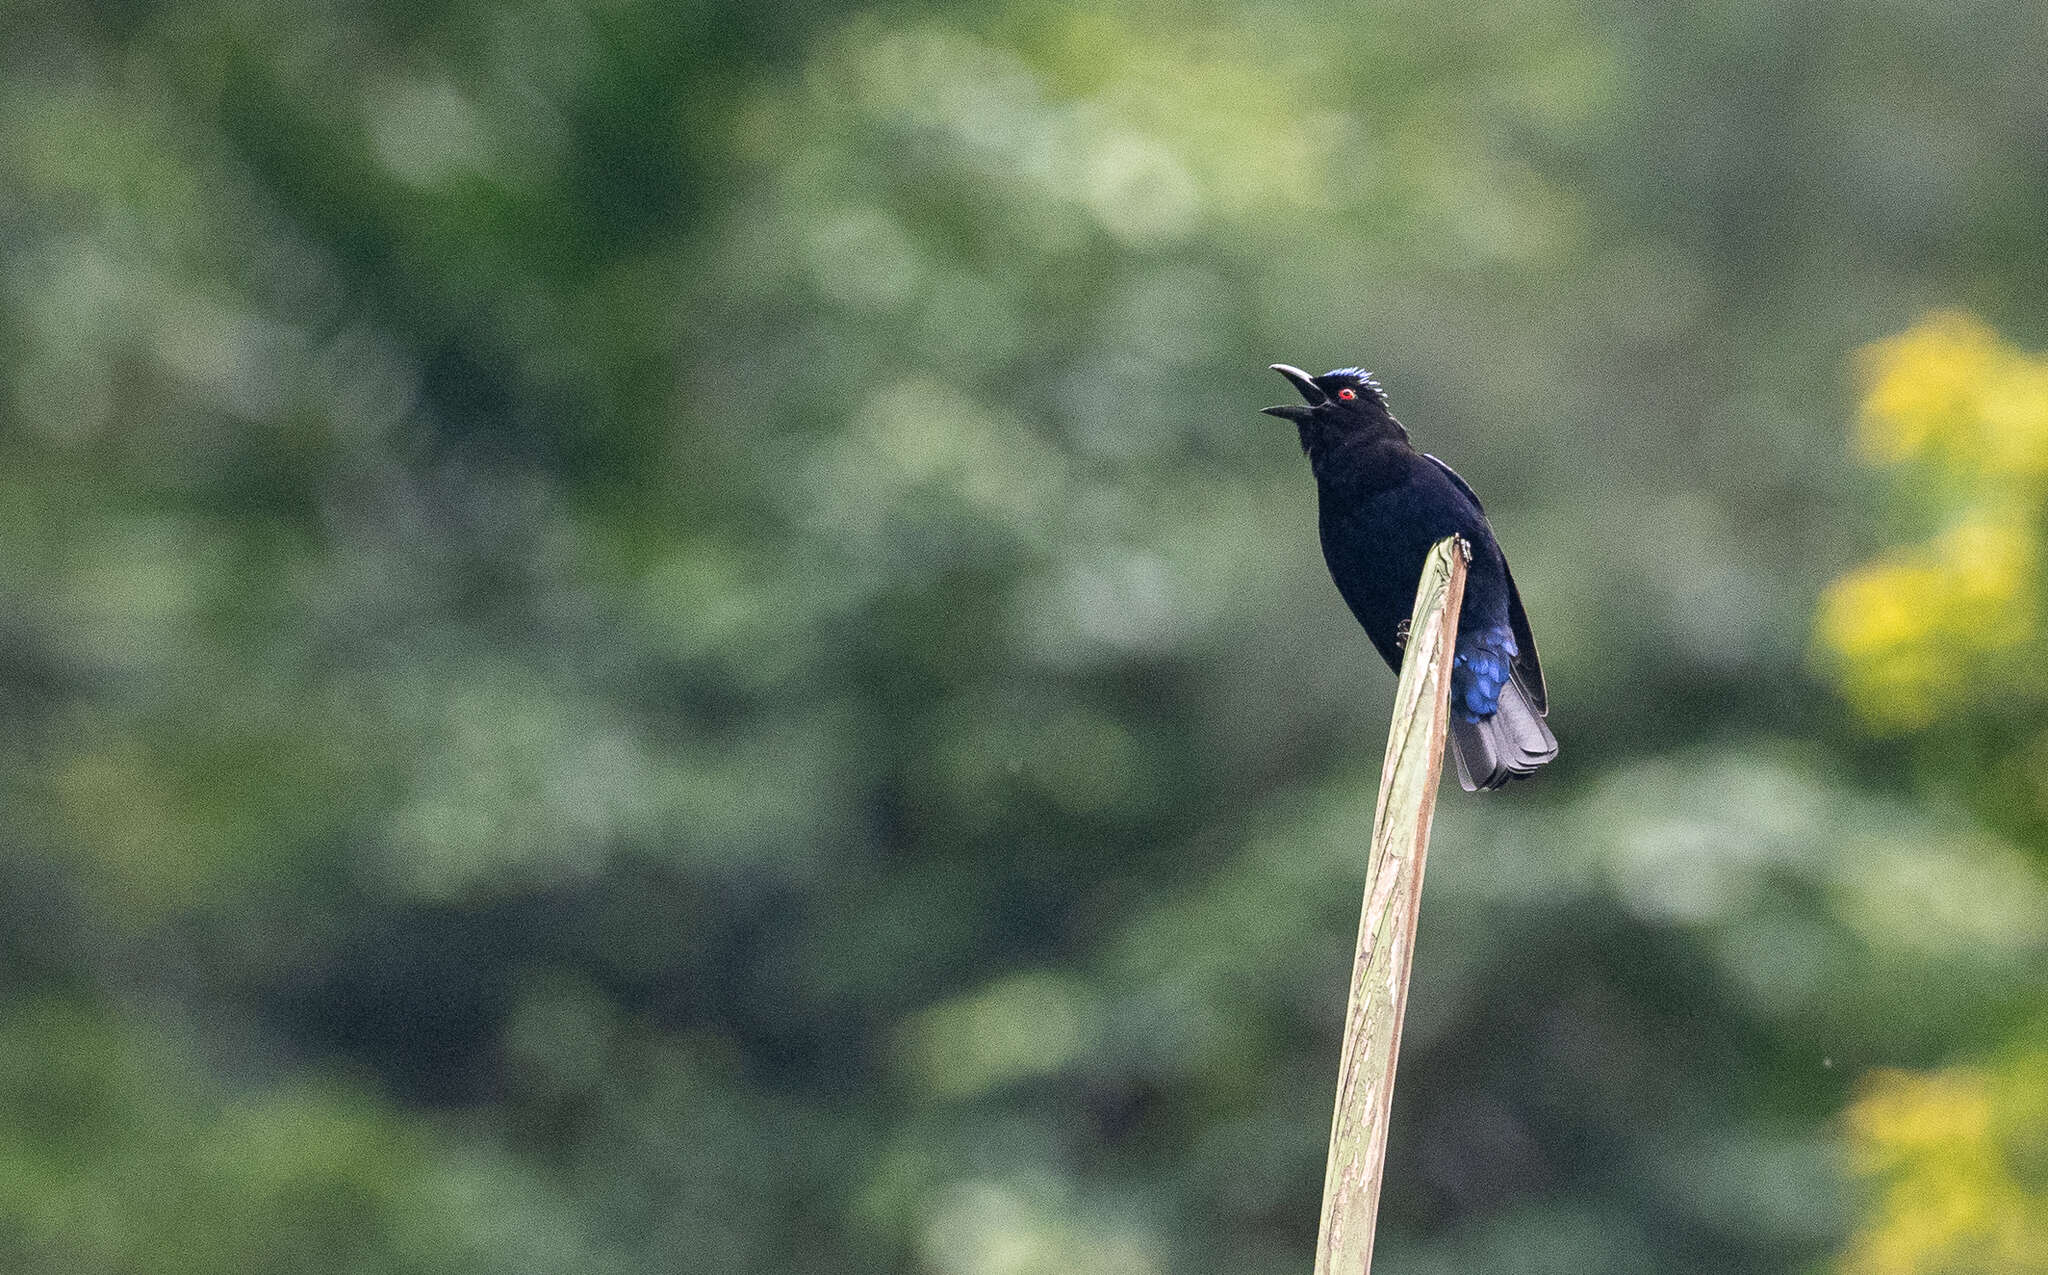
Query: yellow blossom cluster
1855 312 2048 474
1840 1054 2048 1275
1817 313 2048 727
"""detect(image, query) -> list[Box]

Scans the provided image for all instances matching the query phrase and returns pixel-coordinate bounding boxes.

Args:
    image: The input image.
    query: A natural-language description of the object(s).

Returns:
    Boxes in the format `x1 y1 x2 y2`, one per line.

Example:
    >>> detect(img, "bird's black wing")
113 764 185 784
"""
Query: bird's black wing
1423 454 1487 514
1425 454 1547 713
1498 560 1547 713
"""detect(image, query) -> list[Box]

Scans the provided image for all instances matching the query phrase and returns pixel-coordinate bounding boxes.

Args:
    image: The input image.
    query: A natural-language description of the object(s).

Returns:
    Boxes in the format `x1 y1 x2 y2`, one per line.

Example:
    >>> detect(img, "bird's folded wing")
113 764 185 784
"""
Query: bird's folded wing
1426 453 1547 715
1503 563 1547 714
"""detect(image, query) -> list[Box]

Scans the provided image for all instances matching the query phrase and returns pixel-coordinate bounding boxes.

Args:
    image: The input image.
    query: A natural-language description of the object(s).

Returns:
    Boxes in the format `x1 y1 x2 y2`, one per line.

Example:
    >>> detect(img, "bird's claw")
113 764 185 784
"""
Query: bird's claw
1394 618 1411 650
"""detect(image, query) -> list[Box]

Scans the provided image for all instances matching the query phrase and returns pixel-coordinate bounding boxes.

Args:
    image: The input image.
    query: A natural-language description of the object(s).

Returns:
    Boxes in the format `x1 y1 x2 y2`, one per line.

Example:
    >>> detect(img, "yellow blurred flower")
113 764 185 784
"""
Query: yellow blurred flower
1859 311 2001 464
1841 1054 2048 1275
1980 359 2048 477
1820 313 2048 728
1817 512 2039 728
1857 312 2048 476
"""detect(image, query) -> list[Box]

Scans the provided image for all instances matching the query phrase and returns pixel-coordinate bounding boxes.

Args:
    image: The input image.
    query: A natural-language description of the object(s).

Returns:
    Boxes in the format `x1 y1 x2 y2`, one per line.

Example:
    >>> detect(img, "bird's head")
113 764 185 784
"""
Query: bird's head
1262 364 1409 457
1261 364 1395 426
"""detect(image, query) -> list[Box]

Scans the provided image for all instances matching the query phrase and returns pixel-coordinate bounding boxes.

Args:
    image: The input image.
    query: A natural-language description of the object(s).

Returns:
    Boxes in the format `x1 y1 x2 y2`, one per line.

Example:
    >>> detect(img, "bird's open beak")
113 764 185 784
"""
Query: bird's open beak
1261 363 1322 420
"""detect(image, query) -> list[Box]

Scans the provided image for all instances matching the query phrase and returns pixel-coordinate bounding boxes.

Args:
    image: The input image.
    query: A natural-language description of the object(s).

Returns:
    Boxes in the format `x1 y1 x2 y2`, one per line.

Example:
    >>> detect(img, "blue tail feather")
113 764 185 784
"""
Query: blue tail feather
1451 624 1519 724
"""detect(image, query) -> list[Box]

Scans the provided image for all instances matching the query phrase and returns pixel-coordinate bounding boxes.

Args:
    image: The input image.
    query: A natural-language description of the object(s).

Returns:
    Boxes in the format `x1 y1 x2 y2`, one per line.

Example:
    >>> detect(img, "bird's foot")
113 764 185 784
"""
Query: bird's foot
1394 618 1411 650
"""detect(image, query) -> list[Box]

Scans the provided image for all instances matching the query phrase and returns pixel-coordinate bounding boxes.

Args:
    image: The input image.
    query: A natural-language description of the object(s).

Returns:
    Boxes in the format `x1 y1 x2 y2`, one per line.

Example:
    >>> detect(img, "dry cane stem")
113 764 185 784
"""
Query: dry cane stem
1311 536 1468 1275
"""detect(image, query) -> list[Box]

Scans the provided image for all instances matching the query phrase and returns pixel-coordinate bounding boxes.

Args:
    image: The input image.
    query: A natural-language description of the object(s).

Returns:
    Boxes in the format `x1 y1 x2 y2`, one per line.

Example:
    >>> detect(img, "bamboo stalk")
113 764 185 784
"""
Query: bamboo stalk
1312 535 1469 1275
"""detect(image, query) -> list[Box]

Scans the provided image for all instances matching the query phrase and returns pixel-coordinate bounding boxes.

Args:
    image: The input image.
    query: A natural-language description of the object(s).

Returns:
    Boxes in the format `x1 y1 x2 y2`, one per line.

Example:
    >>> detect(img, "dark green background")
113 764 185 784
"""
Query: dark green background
3 1 2045 1271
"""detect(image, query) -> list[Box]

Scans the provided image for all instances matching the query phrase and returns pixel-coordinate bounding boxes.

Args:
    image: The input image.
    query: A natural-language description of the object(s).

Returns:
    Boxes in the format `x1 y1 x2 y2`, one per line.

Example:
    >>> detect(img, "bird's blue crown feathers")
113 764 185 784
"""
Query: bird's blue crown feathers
1325 368 1387 405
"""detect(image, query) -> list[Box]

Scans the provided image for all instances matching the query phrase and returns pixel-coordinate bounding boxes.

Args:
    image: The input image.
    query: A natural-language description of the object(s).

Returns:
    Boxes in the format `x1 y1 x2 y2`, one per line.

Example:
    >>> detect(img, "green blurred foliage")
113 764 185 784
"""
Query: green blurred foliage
1 0 2046 1271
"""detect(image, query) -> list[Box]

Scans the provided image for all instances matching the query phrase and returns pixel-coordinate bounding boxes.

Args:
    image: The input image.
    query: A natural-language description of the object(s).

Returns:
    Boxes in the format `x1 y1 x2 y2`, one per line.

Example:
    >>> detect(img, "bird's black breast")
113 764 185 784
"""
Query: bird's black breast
1314 445 1511 672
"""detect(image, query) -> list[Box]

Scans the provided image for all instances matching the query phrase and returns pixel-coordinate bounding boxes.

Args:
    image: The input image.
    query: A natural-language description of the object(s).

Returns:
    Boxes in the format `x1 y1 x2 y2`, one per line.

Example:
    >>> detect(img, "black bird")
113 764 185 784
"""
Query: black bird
1263 364 1557 790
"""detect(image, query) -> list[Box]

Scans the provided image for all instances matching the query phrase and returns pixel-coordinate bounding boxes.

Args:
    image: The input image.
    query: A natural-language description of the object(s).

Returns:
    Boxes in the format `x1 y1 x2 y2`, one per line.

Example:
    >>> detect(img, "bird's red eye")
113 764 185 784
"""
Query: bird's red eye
1337 387 1357 401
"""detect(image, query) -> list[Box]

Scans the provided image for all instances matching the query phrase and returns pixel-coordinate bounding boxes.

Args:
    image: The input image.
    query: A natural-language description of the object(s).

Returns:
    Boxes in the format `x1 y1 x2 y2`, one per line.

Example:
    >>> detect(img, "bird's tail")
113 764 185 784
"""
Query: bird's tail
1449 678 1557 792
